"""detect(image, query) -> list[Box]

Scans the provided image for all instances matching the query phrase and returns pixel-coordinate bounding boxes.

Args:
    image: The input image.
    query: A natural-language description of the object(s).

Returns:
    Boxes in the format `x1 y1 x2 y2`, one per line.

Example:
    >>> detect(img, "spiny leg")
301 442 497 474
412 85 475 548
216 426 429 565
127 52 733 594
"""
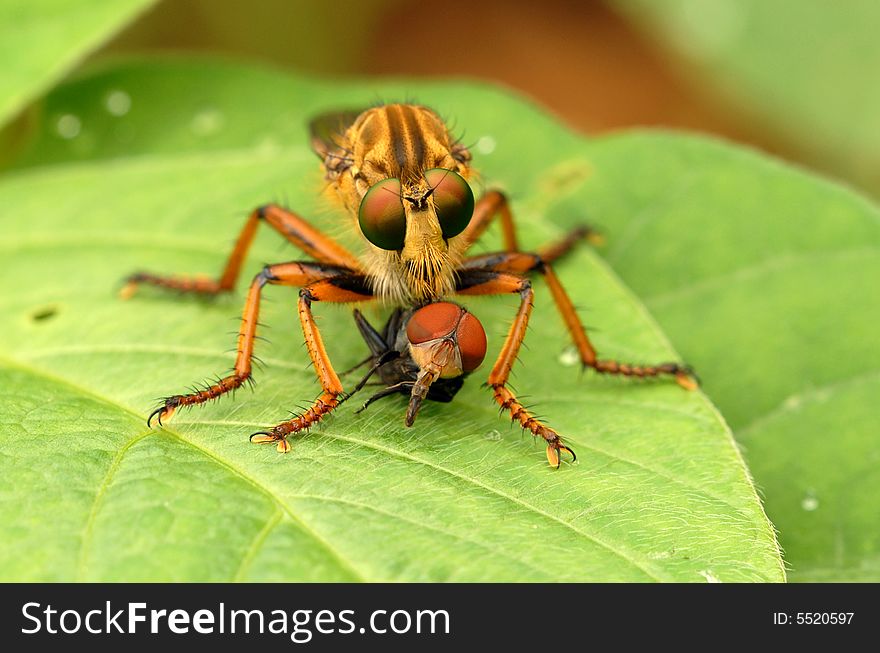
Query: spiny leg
147 261 348 428
541 262 695 388
456 270 575 468
250 276 375 452
459 190 601 258
459 190 520 252
460 252 696 389
122 203 362 297
537 225 604 263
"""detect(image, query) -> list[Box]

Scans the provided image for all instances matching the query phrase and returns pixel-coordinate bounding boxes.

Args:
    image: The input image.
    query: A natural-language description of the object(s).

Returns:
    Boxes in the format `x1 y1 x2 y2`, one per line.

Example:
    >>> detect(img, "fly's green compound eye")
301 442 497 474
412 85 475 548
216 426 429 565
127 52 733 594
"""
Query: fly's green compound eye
358 177 406 250
425 168 475 239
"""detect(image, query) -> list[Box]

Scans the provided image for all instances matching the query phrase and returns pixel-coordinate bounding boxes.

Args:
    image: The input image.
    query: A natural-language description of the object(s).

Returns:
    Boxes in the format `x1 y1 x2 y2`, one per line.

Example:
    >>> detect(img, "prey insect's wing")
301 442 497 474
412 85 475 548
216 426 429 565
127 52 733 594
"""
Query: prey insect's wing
308 109 363 159
352 308 390 358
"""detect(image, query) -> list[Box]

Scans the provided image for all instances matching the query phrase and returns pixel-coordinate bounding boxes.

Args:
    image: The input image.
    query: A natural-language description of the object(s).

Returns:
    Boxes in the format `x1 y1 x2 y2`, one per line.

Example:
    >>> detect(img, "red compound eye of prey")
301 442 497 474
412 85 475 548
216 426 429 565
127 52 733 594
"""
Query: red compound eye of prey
358 177 406 250
407 303 487 373
407 302 462 344
424 168 475 239
455 311 487 372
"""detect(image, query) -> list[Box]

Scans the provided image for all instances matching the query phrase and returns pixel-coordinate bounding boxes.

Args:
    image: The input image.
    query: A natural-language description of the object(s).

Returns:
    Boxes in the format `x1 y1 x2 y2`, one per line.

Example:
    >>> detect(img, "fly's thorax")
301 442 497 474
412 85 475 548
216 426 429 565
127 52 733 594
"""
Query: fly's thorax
348 105 467 184
313 103 473 201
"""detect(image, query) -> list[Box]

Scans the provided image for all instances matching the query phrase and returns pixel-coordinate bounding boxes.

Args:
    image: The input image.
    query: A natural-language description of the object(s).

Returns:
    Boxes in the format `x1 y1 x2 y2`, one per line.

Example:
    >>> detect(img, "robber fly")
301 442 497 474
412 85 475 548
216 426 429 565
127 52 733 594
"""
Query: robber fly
123 103 695 467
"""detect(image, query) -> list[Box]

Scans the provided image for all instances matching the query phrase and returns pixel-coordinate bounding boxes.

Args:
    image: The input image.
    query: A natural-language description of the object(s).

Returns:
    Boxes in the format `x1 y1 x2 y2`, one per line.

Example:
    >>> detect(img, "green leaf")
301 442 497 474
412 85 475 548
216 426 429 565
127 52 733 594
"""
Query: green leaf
577 135 880 581
0 59 784 582
0 0 157 128
611 0 880 193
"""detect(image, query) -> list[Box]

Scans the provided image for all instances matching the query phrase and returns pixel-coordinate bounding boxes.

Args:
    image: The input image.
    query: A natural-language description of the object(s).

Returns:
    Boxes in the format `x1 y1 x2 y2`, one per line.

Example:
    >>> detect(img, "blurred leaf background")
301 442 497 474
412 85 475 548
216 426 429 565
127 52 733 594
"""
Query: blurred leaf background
2 0 878 582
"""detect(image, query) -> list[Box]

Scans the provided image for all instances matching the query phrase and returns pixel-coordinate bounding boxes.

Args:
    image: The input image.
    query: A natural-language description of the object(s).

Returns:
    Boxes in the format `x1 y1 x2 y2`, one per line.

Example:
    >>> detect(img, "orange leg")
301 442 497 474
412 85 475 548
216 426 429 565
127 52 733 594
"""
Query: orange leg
460 190 601 258
456 270 575 468
459 190 520 252
122 204 362 297
537 225 604 263
542 264 695 388
459 252 695 389
147 262 360 432
250 276 375 452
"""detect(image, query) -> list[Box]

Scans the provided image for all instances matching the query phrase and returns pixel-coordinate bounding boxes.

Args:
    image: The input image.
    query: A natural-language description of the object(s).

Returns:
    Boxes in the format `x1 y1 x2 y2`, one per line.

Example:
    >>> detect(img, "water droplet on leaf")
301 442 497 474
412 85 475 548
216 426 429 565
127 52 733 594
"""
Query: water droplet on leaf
56 114 81 139
191 108 224 136
476 135 496 155
558 346 579 367
801 495 819 511
105 90 131 116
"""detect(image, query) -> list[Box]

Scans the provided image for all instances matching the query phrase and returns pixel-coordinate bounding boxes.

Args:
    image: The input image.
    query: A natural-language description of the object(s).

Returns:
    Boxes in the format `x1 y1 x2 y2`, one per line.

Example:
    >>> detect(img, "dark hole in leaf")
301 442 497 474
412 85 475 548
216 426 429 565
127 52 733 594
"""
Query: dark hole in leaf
30 305 59 322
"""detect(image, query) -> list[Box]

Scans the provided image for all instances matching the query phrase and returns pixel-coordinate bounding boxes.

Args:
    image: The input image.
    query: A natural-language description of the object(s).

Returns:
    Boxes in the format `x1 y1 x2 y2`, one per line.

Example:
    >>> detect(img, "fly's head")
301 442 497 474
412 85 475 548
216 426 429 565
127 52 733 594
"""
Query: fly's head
405 302 487 381
311 104 474 303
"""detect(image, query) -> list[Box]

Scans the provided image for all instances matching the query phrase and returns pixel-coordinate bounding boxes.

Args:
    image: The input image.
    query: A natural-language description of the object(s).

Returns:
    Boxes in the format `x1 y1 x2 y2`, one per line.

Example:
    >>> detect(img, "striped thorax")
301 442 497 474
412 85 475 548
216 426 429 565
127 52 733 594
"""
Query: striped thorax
311 104 474 304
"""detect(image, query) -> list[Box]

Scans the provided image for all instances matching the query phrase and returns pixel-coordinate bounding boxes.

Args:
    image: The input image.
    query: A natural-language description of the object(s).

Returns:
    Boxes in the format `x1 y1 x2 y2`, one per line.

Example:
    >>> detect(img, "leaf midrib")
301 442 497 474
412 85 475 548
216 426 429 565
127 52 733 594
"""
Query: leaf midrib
2 245 786 581
0 354 367 582
735 369 880 438
642 247 880 307
2 347 701 581
77 429 152 581
13 336 760 540
7 144 311 179
0 112 792 582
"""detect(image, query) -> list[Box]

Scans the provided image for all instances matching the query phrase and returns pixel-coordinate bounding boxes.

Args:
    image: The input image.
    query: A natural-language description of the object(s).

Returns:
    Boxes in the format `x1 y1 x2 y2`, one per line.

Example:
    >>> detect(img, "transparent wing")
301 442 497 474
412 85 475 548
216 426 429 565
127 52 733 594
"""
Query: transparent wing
308 109 363 158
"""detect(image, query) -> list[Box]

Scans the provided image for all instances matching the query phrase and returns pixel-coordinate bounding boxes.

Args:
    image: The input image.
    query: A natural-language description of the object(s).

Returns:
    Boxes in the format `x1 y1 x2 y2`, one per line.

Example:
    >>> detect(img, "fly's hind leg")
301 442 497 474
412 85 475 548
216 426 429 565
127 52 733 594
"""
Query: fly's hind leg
539 260 696 388
459 252 696 390
122 204 362 298
459 192 693 387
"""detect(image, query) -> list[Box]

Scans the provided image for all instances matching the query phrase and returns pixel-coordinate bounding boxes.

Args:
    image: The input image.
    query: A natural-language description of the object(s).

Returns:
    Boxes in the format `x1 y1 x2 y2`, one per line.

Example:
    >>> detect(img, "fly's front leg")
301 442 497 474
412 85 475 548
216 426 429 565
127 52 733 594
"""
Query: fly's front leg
122 204 362 298
250 276 375 453
457 270 575 468
147 261 347 428
461 252 696 389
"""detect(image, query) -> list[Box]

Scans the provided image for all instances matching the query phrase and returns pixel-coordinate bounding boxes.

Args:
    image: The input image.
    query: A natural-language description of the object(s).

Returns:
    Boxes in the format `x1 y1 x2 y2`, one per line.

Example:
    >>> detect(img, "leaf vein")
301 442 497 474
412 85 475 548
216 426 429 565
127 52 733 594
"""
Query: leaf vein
0 354 367 582
290 493 555 580
77 430 154 581
644 246 880 308
736 369 880 438
232 509 283 582
179 419 667 581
